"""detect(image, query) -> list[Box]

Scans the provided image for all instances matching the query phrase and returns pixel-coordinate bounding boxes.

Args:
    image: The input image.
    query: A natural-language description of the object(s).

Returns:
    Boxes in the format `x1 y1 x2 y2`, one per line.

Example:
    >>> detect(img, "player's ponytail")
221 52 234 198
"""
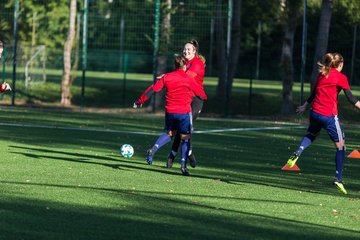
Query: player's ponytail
0 40 3 48
331 53 344 69
318 53 334 77
198 55 206 66
318 53 344 77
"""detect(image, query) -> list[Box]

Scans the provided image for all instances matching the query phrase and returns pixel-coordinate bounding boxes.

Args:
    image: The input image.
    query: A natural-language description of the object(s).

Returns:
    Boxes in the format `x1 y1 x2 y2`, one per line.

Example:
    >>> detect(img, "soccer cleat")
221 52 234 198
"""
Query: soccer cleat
166 152 175 168
146 148 154 165
287 152 299 168
180 163 190 176
188 153 197 168
333 180 347 194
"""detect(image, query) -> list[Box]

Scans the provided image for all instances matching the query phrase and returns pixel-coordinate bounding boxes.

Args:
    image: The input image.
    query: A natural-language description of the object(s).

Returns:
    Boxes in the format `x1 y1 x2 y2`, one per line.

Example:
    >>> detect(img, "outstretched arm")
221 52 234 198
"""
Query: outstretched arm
297 79 318 114
296 101 308 114
343 89 360 110
133 76 165 108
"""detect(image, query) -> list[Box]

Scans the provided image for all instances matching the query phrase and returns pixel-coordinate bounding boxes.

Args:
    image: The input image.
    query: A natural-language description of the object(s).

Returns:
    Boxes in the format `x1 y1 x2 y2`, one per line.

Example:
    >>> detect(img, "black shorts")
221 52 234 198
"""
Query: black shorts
191 96 204 121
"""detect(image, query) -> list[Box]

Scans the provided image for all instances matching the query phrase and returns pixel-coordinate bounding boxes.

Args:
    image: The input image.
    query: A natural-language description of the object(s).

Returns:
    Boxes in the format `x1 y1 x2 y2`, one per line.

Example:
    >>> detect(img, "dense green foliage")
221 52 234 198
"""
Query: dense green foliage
1 0 359 81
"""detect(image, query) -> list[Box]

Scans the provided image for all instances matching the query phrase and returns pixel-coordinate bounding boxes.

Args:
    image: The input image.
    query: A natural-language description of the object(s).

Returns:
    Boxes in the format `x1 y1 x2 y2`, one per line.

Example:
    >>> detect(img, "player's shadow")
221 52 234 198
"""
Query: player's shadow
9 145 184 176
10 145 122 162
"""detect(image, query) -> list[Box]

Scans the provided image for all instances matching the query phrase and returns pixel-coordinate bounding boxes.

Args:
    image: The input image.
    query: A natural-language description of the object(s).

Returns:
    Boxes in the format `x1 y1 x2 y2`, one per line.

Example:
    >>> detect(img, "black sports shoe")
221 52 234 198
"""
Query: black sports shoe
180 163 190 176
188 153 197 168
166 152 175 168
146 148 154 165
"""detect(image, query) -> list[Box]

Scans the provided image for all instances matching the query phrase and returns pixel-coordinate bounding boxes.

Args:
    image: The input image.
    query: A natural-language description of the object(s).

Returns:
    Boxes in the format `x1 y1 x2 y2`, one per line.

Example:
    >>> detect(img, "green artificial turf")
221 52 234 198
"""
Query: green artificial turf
0 107 359 239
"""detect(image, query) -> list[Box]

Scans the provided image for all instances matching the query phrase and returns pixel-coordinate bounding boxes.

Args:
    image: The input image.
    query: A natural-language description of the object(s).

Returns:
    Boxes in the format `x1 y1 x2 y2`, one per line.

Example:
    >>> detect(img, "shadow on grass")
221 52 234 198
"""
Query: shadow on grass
0 180 359 240
9 144 360 198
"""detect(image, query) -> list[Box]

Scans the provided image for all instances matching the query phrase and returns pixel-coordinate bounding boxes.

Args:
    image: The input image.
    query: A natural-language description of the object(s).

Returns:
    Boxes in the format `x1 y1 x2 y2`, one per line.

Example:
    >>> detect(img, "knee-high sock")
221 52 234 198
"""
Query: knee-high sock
181 139 190 165
296 133 316 156
171 132 181 154
335 147 345 181
153 133 171 153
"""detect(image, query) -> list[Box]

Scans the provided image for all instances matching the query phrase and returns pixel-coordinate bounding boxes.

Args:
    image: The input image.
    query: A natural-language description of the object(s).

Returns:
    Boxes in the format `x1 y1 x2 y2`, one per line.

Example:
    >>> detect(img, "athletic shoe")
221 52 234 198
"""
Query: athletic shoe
146 148 154 165
180 163 190 176
333 180 347 194
188 153 197 168
166 152 175 168
287 152 299 168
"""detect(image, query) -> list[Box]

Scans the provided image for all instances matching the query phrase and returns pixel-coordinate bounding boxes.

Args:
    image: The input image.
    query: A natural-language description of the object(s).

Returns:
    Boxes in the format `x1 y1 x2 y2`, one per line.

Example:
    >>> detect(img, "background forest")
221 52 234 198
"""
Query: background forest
0 0 359 115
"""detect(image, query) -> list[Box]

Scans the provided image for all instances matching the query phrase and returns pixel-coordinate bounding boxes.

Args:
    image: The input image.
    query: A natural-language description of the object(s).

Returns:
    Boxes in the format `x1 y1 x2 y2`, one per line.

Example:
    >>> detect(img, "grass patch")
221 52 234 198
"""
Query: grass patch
0 107 359 239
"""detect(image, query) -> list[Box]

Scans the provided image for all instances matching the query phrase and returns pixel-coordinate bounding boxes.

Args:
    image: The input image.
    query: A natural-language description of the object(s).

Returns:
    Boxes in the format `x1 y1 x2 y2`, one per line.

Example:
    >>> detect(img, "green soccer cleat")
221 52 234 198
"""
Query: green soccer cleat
334 181 347 195
287 152 299 168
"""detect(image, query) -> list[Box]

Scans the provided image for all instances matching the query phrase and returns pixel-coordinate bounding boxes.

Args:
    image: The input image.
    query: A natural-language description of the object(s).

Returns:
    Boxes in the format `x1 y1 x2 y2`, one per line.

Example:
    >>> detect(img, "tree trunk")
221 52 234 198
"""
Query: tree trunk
310 0 333 87
215 0 242 102
280 0 301 115
70 14 81 84
61 0 77 106
227 0 242 99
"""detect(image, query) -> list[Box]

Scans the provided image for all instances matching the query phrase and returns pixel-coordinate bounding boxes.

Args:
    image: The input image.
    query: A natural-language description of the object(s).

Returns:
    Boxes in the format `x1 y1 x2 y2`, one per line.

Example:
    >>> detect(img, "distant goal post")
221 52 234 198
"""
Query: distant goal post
1 44 47 89
25 45 46 88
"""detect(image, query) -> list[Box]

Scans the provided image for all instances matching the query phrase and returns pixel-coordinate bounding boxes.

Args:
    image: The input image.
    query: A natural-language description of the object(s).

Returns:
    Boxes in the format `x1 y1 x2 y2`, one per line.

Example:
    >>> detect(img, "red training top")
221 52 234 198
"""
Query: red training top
0 84 7 93
186 56 205 89
137 69 207 114
311 68 350 116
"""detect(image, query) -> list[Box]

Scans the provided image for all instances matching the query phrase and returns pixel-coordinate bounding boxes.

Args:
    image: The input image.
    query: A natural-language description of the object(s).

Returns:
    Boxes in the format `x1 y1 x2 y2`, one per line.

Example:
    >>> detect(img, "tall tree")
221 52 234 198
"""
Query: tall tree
280 0 302 115
61 0 77 106
215 0 242 105
310 0 333 86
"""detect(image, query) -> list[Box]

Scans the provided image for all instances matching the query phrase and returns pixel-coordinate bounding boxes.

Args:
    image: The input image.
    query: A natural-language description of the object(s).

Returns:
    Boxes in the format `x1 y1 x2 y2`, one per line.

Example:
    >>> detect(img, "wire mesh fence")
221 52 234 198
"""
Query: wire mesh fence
0 0 359 111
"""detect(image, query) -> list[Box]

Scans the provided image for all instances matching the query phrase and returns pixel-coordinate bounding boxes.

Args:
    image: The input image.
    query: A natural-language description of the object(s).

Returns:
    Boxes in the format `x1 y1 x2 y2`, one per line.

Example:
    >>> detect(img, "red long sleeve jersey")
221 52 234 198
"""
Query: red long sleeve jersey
186 56 205 89
137 69 207 114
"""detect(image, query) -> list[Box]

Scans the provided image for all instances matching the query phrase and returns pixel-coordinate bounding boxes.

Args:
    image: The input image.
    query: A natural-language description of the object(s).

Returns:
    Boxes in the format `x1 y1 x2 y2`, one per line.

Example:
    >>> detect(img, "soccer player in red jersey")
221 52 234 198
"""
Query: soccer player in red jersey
286 53 360 194
133 54 207 176
0 40 12 93
166 39 206 168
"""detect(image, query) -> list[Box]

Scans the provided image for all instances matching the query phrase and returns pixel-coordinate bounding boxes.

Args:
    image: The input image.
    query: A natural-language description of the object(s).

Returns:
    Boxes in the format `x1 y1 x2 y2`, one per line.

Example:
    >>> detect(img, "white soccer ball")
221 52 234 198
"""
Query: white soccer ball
120 144 134 158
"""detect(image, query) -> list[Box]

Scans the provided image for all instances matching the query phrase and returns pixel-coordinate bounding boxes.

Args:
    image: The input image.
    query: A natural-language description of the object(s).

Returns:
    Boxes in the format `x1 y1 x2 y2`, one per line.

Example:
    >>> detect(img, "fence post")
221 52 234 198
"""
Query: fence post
224 0 232 117
122 53 128 105
208 17 214 76
255 21 262 80
350 25 357 84
81 0 89 109
300 0 307 105
1 48 6 101
151 0 160 113
12 0 19 106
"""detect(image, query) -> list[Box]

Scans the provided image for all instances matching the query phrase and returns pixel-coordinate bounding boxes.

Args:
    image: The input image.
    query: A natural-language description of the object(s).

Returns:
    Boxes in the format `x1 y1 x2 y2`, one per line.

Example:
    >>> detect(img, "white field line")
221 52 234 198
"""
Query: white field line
0 122 306 135
194 125 306 133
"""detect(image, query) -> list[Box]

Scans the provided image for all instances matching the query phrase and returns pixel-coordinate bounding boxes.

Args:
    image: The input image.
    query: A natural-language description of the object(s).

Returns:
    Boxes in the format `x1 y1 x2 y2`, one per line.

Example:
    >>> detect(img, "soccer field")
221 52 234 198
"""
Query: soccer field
0 107 359 239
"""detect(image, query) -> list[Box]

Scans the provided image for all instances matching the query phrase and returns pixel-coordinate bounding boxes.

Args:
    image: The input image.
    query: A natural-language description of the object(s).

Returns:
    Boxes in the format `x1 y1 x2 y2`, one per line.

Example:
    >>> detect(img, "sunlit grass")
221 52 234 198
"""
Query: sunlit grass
0 107 359 239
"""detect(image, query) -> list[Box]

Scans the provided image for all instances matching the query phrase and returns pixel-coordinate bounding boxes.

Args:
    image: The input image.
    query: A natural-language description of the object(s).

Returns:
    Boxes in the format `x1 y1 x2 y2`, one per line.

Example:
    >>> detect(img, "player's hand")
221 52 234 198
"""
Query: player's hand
156 74 164 79
133 101 142 109
1 82 11 91
296 102 307 114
